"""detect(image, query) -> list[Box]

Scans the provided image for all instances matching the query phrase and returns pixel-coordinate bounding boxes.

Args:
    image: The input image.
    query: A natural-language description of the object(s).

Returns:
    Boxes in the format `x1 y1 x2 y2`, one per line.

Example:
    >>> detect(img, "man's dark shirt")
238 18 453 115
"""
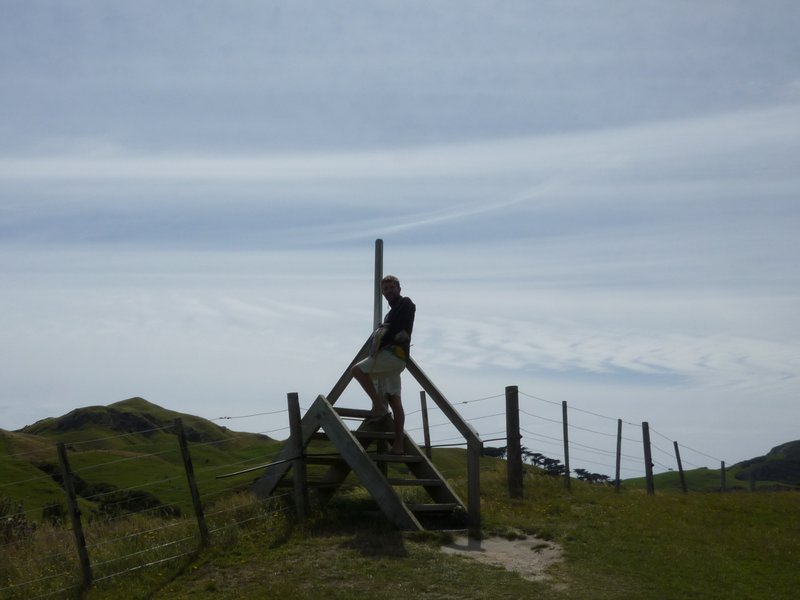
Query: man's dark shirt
380 295 415 359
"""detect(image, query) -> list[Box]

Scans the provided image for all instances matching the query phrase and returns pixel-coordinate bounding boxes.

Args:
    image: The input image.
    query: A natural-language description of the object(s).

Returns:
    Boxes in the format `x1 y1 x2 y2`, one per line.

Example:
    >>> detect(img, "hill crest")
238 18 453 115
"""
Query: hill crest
15 397 272 446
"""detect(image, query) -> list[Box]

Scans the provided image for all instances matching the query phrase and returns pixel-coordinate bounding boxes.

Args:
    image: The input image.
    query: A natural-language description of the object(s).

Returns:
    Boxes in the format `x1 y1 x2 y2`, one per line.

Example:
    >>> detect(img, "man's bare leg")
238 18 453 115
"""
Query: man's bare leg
351 365 389 418
386 393 405 454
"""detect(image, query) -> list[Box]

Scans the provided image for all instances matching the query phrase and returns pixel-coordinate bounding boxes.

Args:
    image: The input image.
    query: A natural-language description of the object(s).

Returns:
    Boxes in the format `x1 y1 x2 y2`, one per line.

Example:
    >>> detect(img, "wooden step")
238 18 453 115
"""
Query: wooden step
372 453 424 463
387 478 443 487
333 407 374 419
304 455 348 465
407 503 460 513
276 480 342 490
312 430 394 442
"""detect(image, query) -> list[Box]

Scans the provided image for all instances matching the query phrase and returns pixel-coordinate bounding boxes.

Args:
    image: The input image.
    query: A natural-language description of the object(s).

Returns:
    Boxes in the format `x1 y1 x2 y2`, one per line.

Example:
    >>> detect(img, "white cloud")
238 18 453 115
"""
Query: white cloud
2 2 799 472
2 103 798 184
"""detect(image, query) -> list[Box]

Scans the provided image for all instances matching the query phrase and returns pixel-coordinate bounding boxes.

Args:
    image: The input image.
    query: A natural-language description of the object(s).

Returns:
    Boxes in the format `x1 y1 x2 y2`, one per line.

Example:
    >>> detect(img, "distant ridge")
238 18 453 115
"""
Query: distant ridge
20 397 176 436
16 396 272 445
733 439 800 486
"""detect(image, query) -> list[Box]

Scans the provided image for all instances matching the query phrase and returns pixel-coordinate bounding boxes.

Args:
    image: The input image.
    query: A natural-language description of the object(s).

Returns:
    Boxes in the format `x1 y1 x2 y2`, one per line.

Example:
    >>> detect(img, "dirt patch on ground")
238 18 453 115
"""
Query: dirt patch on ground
440 535 562 583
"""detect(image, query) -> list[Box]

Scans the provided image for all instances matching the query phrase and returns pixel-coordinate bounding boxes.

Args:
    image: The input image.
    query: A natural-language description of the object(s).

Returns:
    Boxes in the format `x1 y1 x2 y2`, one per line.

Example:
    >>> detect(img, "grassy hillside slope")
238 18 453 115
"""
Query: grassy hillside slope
2 398 281 520
3 400 799 599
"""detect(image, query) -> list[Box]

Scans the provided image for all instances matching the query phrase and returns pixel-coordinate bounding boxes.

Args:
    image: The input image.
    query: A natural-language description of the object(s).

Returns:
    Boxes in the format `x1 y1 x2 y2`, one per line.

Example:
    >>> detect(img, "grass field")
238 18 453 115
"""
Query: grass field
4 458 799 599
3 400 798 599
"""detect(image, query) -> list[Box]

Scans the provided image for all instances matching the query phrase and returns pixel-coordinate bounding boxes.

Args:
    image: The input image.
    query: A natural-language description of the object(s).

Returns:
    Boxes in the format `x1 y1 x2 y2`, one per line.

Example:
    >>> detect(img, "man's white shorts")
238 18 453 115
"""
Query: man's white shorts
355 349 406 402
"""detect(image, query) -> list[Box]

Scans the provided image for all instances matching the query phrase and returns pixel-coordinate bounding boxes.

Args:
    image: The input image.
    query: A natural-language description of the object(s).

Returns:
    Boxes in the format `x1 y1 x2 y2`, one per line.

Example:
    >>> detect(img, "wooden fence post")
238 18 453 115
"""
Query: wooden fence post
467 437 482 537
615 419 623 493
673 441 687 493
174 418 209 546
287 392 309 521
419 391 432 460
642 422 655 496
720 461 727 492
505 385 523 498
562 401 571 490
57 442 92 589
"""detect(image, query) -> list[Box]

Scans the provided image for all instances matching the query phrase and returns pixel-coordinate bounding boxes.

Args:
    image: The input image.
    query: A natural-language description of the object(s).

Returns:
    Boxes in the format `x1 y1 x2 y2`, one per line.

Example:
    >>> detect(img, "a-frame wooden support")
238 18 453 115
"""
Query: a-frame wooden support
252 339 481 530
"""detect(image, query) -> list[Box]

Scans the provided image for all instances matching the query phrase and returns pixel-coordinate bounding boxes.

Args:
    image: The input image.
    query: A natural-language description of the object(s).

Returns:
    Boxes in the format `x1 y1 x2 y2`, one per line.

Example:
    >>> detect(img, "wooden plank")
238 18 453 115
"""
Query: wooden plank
334 407 374 419
305 455 349 465
407 503 459 513
406 357 480 528
276 480 342 489
313 430 395 442
288 393 309 521
387 478 443 487
405 357 481 444
351 430 394 440
372 453 424 463
326 339 371 405
419 391 432 460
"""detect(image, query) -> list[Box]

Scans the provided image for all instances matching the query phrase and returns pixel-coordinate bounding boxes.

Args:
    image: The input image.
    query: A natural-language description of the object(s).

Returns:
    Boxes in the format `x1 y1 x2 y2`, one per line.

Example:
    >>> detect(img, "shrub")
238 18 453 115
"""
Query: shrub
0 496 37 542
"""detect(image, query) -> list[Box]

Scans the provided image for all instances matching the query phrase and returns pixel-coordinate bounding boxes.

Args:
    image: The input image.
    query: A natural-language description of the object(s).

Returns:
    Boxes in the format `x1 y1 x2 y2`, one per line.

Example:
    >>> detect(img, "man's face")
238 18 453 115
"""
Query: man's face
381 280 401 302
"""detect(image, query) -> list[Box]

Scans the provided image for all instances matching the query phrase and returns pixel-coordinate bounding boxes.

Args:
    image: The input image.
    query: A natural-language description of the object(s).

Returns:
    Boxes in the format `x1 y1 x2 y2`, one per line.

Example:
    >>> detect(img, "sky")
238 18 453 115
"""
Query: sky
1 1 799 478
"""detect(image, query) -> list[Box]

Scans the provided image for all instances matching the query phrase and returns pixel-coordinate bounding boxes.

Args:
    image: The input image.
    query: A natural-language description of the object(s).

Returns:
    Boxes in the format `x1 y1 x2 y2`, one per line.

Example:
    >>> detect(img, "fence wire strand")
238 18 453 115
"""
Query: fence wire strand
1 383 735 598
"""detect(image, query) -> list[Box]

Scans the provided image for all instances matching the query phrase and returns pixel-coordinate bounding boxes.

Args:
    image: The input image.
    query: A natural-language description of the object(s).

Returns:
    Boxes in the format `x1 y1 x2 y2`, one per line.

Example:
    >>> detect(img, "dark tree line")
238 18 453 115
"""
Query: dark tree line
483 446 610 483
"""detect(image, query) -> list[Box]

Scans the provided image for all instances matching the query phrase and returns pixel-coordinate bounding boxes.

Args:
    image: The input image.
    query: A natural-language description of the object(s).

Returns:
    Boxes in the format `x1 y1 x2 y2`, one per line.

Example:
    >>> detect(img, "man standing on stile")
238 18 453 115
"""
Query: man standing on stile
351 275 415 455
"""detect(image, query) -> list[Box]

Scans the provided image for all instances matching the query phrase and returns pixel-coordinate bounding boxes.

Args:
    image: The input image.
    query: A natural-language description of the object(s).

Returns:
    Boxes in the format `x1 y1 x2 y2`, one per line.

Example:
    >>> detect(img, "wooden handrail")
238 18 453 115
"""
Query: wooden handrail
406 358 482 446
406 356 482 533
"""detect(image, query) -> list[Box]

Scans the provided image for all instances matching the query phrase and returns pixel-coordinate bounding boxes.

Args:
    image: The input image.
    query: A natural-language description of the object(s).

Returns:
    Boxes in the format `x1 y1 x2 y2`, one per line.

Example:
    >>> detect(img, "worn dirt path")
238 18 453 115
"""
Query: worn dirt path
440 535 563 583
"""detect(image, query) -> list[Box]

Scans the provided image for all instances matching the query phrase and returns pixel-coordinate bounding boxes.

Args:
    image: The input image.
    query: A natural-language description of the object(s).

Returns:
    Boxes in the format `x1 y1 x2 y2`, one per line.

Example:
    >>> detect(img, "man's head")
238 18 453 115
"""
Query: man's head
381 275 401 302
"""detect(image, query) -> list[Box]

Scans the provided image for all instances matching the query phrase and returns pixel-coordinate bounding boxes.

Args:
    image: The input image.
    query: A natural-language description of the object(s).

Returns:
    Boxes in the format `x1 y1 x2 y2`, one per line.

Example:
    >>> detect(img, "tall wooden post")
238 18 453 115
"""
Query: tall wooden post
720 461 727 492
642 422 655 496
57 442 92 589
373 238 383 329
420 391 432 460
505 385 523 498
673 441 687 493
562 401 571 490
175 419 209 546
615 419 623 493
287 392 309 521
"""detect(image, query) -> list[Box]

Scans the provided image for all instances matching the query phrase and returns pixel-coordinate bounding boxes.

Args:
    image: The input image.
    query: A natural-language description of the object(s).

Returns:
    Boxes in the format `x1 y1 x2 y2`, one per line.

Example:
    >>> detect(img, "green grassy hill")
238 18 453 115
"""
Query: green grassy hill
624 440 800 492
2 398 281 520
3 399 800 599
733 440 800 487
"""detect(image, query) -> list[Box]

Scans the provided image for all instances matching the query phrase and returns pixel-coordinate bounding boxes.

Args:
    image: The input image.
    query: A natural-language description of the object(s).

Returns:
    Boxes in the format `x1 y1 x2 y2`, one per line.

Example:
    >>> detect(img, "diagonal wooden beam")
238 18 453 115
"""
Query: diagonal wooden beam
326 337 370 405
406 357 481 445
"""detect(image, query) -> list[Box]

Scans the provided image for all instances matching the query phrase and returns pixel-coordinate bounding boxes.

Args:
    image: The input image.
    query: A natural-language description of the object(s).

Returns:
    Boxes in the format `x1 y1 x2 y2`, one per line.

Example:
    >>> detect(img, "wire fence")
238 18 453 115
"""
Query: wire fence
0 384 756 598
